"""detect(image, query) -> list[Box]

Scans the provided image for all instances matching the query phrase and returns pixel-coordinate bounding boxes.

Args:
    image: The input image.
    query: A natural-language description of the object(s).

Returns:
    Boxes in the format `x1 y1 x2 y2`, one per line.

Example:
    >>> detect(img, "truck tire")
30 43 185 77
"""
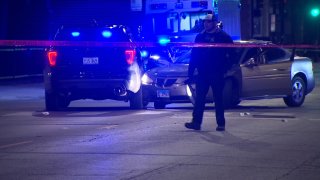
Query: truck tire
129 88 144 109
45 92 69 111
154 101 166 109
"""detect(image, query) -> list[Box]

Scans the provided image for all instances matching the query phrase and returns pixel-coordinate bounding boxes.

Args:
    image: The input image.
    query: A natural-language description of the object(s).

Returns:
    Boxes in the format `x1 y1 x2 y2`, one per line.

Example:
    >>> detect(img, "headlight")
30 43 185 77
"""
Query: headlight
150 55 160 60
141 73 153 85
186 84 196 97
186 84 192 97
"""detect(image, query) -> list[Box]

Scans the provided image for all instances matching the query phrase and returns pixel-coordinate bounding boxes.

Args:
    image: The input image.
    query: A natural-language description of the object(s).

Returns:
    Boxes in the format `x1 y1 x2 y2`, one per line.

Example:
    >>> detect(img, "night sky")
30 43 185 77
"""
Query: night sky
1 0 134 40
0 0 319 44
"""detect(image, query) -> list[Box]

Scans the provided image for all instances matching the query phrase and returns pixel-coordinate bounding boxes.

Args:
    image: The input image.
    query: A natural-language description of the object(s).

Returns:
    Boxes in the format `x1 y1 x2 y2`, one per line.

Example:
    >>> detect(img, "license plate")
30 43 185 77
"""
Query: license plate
157 89 170 98
83 57 99 64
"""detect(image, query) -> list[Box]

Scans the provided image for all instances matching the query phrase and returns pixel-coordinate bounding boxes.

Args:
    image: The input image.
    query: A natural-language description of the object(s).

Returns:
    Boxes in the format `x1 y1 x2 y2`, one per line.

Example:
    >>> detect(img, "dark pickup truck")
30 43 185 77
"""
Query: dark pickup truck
44 25 145 110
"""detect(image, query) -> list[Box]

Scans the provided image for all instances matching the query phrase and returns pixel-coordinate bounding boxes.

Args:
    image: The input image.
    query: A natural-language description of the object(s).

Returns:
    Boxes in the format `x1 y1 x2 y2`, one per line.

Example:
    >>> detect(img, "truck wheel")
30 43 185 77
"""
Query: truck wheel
45 92 58 111
154 101 166 109
45 92 69 111
129 88 144 109
283 76 306 107
143 100 149 107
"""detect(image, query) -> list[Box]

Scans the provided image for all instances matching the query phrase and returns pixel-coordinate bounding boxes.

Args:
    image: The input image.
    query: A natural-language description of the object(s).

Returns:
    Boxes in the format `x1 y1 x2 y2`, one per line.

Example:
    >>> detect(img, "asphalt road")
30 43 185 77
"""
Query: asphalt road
0 66 319 180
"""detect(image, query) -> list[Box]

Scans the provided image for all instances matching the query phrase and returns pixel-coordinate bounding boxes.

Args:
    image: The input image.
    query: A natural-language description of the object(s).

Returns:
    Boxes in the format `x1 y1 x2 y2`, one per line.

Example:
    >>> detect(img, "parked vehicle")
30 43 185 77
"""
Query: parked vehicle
44 25 145 110
141 46 173 70
142 51 191 109
142 41 315 109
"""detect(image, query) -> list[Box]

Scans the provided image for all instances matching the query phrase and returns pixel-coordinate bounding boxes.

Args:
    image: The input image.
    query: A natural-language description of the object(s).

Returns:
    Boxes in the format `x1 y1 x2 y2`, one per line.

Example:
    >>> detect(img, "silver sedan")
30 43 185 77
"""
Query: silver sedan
142 43 315 109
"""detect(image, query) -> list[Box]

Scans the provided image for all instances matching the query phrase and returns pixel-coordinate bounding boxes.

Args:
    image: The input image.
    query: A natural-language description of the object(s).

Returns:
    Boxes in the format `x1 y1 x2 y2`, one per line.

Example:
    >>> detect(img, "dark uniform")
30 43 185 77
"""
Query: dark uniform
187 28 233 131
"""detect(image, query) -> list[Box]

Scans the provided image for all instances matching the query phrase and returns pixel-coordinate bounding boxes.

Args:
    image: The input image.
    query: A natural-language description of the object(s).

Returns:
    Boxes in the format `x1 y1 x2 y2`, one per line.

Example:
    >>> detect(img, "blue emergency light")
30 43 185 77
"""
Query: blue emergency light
71 31 80 37
141 50 149 58
158 37 170 45
102 30 112 38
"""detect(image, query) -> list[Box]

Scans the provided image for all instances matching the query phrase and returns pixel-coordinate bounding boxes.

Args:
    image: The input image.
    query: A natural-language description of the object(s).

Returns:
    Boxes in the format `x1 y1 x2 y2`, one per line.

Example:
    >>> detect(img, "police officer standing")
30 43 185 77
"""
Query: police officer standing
185 13 233 131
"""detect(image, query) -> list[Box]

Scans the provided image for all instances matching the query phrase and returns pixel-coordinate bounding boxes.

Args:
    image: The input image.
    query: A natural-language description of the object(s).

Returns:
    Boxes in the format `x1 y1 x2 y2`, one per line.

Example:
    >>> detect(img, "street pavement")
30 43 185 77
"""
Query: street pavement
0 63 319 180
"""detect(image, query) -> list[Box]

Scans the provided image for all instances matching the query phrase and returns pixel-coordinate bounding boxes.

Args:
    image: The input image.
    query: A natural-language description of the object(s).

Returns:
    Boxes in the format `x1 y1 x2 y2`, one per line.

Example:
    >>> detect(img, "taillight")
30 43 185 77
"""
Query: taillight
47 51 57 67
125 50 136 65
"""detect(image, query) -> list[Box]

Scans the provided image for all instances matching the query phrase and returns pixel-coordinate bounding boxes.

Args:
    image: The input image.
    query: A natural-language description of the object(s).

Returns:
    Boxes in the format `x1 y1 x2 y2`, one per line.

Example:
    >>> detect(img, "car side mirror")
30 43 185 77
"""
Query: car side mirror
245 58 257 67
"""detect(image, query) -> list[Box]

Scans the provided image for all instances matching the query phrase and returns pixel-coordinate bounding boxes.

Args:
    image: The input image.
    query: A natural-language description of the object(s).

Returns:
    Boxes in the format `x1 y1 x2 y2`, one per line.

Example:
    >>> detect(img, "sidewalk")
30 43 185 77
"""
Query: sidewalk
0 74 43 85
0 75 44 100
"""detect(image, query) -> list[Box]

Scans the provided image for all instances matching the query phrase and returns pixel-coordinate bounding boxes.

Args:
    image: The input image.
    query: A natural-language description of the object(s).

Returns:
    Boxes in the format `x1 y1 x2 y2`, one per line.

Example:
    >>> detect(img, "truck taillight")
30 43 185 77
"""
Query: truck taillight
125 50 136 65
47 51 57 67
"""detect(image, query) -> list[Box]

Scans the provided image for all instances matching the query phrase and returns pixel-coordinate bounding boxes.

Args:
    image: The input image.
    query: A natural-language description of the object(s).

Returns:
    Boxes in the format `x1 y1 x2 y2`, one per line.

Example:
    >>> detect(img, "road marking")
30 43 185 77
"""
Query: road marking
252 114 295 119
3 112 33 116
67 112 111 116
309 119 320 121
170 112 233 119
0 141 33 149
134 111 169 115
97 125 119 130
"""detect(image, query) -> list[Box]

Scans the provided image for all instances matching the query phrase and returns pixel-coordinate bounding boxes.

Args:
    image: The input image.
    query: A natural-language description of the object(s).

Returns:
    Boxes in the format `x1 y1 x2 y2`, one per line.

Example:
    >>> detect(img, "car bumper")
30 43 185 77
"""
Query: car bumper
142 84 190 103
45 78 130 100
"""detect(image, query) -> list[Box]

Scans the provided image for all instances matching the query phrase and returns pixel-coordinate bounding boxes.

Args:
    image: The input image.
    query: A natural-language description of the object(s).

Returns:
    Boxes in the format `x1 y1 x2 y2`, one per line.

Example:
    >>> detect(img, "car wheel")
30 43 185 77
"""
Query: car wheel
154 101 166 109
129 88 144 109
223 79 240 109
283 76 306 107
45 92 69 111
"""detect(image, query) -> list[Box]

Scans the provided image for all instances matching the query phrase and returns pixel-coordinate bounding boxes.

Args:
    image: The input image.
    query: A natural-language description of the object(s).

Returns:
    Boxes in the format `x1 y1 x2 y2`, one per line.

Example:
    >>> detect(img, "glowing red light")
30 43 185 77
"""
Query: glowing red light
125 50 136 65
47 51 57 67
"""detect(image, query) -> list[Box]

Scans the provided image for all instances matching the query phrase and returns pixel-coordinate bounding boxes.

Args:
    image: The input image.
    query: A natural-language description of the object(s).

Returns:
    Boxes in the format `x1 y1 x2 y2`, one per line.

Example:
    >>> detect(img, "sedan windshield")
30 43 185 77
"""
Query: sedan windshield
174 50 191 64
173 48 243 65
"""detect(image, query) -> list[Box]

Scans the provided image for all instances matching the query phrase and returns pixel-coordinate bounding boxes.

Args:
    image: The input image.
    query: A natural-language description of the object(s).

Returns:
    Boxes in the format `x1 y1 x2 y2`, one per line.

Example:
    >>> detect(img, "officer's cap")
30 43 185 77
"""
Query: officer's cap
203 14 218 22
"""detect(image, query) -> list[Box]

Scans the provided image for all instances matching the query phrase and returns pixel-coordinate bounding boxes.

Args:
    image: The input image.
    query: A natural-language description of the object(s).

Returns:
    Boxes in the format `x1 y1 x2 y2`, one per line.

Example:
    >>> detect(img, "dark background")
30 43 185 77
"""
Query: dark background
0 0 140 78
0 0 137 40
0 0 319 78
0 0 319 43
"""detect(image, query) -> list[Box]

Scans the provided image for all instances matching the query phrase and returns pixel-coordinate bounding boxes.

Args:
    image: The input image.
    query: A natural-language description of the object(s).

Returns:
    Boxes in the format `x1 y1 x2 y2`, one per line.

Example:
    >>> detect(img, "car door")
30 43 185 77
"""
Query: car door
241 47 292 98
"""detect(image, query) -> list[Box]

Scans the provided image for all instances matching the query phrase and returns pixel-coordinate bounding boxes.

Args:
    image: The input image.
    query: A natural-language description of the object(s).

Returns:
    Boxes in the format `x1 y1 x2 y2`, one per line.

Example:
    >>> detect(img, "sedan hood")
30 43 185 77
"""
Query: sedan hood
147 64 188 77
